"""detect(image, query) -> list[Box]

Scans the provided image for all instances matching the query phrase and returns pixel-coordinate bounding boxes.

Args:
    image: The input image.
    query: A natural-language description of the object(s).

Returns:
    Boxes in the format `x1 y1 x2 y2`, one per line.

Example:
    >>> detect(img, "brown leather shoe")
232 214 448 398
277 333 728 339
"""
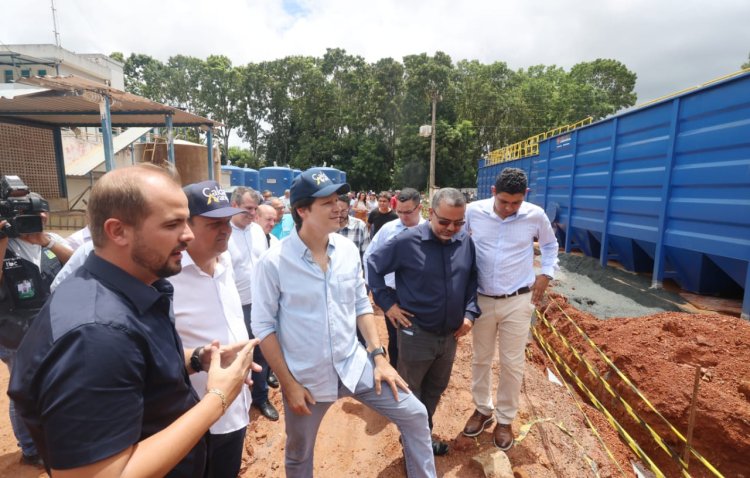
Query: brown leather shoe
462 410 494 437
493 423 514 450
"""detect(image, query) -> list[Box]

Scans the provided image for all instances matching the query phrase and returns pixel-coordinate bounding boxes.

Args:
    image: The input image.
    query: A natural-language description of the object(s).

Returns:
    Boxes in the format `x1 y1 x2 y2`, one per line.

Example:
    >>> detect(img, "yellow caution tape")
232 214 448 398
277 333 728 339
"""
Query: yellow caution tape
534 327 668 476
533 326 630 478
542 298 725 477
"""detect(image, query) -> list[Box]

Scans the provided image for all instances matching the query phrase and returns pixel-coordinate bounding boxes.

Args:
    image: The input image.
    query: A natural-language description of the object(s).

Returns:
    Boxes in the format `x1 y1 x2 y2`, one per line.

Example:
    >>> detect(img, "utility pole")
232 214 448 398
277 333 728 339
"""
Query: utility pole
51 0 61 47
51 0 62 75
428 90 438 200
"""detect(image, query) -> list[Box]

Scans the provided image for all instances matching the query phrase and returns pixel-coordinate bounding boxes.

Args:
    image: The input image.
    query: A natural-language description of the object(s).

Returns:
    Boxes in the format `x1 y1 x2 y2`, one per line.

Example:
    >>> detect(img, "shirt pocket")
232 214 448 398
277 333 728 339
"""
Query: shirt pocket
333 274 358 307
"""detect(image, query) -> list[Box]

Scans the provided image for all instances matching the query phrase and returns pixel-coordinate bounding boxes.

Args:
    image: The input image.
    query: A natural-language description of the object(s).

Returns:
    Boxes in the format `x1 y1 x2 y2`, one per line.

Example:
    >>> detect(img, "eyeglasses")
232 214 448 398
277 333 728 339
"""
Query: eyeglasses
431 211 465 227
395 204 420 215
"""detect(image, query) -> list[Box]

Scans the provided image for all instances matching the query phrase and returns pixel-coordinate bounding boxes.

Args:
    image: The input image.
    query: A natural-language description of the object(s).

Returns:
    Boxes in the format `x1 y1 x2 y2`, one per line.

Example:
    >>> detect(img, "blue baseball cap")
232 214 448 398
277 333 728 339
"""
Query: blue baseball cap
290 169 350 205
183 181 245 218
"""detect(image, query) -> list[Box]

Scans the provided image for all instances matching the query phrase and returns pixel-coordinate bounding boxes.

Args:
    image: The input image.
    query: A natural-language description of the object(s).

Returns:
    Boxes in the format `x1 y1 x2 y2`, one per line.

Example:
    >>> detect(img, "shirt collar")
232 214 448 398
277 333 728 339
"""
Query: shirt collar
83 252 167 316
288 226 337 261
480 197 532 220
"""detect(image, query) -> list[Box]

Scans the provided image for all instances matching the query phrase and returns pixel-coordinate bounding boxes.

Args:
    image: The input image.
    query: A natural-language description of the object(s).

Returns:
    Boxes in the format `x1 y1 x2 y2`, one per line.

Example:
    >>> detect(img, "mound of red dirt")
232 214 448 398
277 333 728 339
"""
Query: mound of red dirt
536 293 750 477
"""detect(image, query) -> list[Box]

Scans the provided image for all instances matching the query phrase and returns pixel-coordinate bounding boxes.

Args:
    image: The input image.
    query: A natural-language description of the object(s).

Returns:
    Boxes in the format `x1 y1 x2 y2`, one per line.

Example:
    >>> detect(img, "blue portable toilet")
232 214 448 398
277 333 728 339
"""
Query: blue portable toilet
293 169 302 179
339 171 347 184
243 168 260 190
221 165 245 186
259 167 294 197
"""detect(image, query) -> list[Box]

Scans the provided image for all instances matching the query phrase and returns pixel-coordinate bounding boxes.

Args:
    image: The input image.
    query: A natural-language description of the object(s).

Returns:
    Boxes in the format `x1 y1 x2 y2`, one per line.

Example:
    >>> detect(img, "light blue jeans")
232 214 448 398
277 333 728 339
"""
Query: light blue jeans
283 363 436 478
0 345 38 456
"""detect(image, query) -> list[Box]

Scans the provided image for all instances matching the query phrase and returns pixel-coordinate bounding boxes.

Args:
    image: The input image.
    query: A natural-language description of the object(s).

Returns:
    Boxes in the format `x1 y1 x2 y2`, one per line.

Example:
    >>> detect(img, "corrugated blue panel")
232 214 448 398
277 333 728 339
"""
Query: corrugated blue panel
476 71 750 317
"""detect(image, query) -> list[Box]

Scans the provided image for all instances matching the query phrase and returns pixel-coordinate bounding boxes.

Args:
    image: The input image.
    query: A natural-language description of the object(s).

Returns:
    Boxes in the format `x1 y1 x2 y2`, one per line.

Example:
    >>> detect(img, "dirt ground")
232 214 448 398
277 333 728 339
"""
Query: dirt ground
1 292 747 477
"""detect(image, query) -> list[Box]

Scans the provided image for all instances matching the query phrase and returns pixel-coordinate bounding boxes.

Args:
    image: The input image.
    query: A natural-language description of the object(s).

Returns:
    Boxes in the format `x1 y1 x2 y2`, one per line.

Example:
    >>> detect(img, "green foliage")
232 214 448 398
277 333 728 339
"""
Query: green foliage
120 50 638 190
742 52 750 69
227 146 264 169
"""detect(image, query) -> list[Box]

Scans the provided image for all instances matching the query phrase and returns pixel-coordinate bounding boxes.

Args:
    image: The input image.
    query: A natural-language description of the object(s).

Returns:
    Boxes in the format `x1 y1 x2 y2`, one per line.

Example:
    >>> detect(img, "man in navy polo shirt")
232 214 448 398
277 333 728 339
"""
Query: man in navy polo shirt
9 164 257 477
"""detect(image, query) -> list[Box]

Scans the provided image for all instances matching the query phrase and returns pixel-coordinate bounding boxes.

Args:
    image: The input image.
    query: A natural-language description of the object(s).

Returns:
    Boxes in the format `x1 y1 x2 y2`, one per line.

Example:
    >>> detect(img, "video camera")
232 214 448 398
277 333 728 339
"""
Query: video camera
0 175 48 239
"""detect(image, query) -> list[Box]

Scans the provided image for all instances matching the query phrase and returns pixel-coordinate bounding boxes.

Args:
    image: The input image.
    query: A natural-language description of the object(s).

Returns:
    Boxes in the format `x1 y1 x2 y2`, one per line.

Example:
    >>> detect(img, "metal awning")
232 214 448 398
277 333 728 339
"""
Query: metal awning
0 51 57 68
0 75 219 179
0 76 220 127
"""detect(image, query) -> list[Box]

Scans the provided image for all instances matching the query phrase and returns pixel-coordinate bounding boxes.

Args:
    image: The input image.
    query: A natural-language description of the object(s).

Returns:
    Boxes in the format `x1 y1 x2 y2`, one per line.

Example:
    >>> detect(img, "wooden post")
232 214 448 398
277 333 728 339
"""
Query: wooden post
683 366 702 468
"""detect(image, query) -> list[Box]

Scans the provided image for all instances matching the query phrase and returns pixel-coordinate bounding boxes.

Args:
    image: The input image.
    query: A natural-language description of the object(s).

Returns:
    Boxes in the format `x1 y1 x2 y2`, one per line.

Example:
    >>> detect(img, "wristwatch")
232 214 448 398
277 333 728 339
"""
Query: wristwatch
368 346 387 360
190 346 204 373
44 234 57 250
542 274 553 281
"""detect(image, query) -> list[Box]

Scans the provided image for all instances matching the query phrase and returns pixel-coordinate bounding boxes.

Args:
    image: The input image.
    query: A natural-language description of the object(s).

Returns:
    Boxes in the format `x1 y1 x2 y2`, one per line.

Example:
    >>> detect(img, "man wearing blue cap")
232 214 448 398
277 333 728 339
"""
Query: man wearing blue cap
170 180 253 478
251 169 436 477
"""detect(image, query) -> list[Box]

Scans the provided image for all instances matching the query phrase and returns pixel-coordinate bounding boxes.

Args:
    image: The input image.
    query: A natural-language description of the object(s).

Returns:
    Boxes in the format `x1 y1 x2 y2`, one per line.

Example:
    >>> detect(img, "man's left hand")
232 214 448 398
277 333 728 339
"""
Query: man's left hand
531 274 551 306
200 339 261 385
372 356 410 400
454 318 473 338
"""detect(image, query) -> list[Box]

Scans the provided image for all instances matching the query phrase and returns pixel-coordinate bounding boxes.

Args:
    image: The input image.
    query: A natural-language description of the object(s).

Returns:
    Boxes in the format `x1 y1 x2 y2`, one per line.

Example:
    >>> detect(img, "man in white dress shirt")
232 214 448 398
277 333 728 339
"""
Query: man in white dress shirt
461 168 559 451
171 180 253 477
228 187 280 421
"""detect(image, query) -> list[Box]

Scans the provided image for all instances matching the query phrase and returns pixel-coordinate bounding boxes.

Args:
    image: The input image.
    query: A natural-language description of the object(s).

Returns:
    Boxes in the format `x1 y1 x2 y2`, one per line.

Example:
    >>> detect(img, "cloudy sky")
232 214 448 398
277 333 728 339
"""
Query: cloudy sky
2 0 749 104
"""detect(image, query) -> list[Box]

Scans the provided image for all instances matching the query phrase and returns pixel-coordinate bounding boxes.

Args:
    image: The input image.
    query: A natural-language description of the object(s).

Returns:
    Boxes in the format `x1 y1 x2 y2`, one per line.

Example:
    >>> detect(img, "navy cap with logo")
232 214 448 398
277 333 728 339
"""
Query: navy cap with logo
290 169 350 205
183 181 245 218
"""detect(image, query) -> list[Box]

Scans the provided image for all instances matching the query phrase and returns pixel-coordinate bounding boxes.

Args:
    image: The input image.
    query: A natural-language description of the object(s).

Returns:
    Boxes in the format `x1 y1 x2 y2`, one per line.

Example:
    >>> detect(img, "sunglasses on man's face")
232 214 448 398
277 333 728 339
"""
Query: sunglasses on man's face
432 211 465 227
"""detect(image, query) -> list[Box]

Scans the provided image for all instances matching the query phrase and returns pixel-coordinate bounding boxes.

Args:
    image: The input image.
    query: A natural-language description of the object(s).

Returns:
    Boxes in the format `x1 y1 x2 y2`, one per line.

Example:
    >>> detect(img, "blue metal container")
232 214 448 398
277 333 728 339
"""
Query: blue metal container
259 167 294 197
221 165 245 187
243 168 260 190
477 71 750 319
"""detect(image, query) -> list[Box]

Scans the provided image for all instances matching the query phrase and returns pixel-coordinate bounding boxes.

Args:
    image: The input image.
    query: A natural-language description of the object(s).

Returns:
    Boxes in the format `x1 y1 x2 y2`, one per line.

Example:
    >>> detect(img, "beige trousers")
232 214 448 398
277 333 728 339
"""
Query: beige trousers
471 293 534 424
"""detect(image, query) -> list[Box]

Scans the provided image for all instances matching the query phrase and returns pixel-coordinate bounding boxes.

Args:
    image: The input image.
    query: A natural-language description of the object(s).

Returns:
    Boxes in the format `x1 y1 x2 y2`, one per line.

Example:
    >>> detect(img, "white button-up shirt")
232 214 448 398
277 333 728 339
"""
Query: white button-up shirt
250 222 280 264
171 251 251 435
228 222 259 305
465 198 559 296
363 216 426 289
251 228 374 402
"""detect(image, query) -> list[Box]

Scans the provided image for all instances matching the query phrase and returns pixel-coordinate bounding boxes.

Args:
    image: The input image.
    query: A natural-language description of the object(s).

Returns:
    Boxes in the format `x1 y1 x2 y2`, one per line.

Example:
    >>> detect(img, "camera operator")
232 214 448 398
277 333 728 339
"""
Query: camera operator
0 196 73 467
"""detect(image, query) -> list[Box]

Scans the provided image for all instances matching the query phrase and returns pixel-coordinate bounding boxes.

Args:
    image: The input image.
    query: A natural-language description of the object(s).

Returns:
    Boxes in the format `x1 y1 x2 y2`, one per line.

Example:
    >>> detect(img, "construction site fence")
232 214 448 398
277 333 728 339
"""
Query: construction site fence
532 295 725 478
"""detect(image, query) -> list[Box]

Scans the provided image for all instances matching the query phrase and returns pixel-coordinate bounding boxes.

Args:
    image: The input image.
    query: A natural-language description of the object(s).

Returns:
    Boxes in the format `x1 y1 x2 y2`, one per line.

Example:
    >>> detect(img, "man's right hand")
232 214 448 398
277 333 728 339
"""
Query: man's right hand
282 379 316 416
385 303 413 328
205 339 259 407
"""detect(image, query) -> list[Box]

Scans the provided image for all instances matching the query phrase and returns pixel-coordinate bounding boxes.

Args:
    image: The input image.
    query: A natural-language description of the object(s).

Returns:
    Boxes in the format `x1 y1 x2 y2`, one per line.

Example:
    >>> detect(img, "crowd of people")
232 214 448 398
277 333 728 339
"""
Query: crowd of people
0 165 558 477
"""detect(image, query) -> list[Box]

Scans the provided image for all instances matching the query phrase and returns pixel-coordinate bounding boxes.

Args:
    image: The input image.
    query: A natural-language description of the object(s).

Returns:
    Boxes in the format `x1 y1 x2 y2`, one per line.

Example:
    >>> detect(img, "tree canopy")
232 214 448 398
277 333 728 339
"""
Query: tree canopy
112 50 637 191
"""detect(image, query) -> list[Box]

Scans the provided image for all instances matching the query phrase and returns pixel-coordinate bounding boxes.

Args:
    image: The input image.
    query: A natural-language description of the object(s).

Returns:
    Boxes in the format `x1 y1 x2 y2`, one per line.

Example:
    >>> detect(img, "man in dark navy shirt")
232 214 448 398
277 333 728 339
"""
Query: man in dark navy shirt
367 187 479 456
8 164 257 478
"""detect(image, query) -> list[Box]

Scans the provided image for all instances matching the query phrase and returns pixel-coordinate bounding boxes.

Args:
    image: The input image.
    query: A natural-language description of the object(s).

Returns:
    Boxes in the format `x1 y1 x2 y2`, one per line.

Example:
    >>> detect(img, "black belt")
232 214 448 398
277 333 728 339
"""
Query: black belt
480 287 531 300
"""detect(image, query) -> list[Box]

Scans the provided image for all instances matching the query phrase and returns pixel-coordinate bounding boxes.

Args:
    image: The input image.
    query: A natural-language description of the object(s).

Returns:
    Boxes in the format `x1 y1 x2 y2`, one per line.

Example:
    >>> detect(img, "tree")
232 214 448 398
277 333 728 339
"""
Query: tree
121 53 167 102
742 52 750 69
227 146 264 169
198 55 243 158
569 59 637 119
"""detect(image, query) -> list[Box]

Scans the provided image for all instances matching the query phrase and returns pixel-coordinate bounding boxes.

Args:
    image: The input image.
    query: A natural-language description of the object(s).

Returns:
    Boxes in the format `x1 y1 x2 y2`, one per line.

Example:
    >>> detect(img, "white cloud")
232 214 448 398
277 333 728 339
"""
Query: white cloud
2 0 749 103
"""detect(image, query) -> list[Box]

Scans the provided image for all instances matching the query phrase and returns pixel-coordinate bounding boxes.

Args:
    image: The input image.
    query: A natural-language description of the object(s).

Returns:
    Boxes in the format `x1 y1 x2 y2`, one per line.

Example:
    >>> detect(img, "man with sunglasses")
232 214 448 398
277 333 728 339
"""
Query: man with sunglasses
367 188 479 456
363 188 425 368
461 168 558 451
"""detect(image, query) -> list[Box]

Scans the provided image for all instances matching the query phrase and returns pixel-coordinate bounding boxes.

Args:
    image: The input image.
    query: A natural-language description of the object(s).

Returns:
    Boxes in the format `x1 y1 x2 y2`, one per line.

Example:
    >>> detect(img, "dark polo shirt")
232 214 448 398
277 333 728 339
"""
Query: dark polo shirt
8 253 206 476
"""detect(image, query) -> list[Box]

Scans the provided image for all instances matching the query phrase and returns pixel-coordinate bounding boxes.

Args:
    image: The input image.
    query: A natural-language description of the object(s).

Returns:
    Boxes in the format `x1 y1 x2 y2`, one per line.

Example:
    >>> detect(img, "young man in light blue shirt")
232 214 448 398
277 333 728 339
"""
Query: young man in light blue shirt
251 169 436 478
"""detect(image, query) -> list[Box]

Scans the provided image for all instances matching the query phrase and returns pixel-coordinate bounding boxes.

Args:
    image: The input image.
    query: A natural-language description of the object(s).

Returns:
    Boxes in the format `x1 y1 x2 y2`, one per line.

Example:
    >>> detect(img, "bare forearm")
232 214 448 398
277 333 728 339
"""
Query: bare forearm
356 313 382 351
258 333 296 389
53 395 224 478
